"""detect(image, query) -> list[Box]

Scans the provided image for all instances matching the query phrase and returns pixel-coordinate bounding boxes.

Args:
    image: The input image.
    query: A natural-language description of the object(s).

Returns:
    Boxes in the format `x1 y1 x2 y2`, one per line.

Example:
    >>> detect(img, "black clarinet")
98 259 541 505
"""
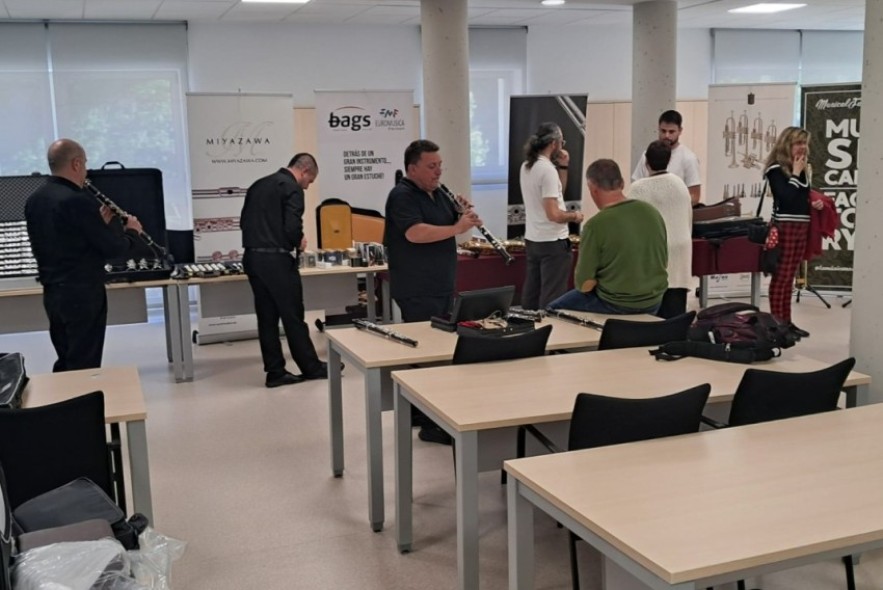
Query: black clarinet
545 309 604 331
353 319 419 347
438 184 515 266
84 179 167 255
507 309 544 323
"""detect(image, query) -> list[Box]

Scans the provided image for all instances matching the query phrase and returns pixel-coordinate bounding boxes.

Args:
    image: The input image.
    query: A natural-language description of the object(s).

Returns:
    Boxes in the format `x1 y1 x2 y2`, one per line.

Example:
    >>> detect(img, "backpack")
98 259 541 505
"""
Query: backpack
651 303 797 364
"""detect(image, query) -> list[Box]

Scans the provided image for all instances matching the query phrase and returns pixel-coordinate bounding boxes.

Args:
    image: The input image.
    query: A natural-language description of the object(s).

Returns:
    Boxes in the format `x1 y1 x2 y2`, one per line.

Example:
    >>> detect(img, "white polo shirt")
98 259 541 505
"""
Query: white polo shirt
520 155 569 242
632 143 701 189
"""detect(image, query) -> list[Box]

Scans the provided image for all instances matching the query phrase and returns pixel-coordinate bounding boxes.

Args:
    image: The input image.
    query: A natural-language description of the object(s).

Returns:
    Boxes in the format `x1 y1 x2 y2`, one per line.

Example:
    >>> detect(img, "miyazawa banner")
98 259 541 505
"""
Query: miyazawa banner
705 83 797 298
186 92 294 343
315 90 414 213
801 83 861 290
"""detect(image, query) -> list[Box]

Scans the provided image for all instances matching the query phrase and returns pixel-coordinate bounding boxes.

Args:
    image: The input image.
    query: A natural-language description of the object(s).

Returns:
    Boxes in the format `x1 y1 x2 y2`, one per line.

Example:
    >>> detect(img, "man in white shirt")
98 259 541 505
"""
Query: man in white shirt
632 110 702 205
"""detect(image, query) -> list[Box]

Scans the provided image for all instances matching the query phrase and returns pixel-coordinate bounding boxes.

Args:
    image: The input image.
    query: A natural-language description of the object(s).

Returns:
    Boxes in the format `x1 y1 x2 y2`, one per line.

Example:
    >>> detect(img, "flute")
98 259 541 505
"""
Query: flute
84 179 167 255
353 319 419 347
438 184 515 266
545 309 605 331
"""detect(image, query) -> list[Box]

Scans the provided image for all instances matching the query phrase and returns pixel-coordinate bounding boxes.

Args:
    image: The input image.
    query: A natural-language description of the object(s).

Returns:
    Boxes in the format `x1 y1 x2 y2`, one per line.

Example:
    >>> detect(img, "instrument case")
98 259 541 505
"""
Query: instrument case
692 216 766 240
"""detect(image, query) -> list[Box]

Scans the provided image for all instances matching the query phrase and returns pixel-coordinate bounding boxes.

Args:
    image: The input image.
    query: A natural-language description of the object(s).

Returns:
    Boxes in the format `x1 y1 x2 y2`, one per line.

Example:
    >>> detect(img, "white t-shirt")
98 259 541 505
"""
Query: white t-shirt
632 143 701 189
520 155 569 242
627 172 693 290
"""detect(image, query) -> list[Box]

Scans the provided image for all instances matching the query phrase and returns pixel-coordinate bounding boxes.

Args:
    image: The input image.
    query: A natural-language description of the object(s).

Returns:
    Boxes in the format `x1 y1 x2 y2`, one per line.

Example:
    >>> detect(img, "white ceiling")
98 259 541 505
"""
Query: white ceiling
0 0 866 30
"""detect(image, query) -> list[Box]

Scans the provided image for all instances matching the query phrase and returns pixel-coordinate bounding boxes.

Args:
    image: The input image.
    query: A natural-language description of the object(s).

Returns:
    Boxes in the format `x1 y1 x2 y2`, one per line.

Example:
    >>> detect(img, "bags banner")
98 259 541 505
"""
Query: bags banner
507 95 588 239
705 83 797 297
315 90 414 214
801 83 860 289
186 92 294 343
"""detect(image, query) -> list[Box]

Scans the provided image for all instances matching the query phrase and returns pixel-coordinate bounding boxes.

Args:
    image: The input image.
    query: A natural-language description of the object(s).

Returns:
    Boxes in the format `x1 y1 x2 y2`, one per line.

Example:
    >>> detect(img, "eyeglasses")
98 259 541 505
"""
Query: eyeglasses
559 138 567 147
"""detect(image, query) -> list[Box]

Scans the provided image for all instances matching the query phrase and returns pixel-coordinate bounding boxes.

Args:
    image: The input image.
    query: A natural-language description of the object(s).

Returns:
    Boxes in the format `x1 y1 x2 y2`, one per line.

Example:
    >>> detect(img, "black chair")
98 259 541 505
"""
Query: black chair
452 324 553 365
0 391 116 517
0 465 11 590
702 357 857 590
597 310 696 350
518 384 712 590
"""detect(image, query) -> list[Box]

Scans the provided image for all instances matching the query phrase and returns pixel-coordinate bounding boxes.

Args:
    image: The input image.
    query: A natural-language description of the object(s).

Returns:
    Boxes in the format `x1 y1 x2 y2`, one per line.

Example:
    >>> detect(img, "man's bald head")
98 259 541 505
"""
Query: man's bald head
47 139 88 187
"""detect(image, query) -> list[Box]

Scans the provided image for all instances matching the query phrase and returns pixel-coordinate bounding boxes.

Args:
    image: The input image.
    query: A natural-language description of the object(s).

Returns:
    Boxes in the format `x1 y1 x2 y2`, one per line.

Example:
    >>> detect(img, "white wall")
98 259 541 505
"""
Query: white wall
526 26 712 100
187 23 423 106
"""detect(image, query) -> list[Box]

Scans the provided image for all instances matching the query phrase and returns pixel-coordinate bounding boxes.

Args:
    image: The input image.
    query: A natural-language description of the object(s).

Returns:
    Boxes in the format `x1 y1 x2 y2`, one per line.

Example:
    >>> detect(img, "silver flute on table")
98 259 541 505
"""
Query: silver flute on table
545 309 604 331
353 319 419 347
438 184 515 266
84 179 167 255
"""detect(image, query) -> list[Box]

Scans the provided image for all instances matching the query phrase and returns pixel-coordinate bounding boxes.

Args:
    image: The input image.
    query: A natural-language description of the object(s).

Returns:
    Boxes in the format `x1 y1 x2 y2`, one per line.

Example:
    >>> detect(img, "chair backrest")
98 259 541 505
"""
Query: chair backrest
727 357 856 427
598 311 696 351
0 464 11 590
567 384 711 451
0 391 113 510
452 324 553 365
316 198 353 249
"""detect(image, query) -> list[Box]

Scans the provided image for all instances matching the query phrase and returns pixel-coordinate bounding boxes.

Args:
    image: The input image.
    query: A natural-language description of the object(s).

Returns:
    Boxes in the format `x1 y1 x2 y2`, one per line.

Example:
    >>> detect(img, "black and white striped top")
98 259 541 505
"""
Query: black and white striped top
765 164 810 223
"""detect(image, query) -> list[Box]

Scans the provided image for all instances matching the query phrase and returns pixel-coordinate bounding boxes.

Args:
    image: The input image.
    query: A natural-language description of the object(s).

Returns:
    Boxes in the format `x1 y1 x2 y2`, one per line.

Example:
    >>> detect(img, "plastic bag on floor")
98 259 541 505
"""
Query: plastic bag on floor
128 528 187 590
12 538 145 590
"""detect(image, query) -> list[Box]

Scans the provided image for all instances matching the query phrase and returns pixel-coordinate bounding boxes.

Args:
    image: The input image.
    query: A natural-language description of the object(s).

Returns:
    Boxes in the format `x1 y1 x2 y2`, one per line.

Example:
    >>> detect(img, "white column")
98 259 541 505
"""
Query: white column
849 1 883 403
631 0 677 171
420 0 472 198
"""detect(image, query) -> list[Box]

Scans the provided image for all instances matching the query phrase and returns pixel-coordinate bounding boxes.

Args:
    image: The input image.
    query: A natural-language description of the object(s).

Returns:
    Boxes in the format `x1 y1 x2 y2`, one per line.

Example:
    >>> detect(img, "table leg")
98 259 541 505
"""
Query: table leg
699 276 709 308
845 384 868 408
126 420 154 524
162 287 173 363
508 480 535 590
178 283 194 382
382 279 392 324
750 272 761 308
166 284 185 382
456 430 480 590
328 342 344 477
365 367 384 531
365 270 377 323
395 384 413 553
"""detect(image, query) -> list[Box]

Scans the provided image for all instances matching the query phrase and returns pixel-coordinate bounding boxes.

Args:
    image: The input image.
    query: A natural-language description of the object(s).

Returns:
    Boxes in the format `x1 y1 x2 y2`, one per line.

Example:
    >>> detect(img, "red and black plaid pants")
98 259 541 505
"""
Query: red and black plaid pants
768 221 809 323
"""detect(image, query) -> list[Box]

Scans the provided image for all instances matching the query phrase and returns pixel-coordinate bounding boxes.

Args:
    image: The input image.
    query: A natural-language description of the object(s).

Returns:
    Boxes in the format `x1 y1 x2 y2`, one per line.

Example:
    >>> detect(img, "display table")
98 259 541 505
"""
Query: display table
692 236 763 307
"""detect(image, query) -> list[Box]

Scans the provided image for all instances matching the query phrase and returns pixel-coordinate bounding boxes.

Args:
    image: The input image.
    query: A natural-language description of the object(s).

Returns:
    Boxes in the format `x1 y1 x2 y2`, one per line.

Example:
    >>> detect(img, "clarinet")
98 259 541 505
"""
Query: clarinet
545 309 605 331
507 309 544 323
438 184 515 266
84 179 167 255
353 319 419 347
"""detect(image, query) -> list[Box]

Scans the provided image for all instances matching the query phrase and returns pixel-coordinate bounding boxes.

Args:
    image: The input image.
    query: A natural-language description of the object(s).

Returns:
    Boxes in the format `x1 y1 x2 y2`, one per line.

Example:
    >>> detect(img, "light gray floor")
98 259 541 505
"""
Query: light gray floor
3 290 879 590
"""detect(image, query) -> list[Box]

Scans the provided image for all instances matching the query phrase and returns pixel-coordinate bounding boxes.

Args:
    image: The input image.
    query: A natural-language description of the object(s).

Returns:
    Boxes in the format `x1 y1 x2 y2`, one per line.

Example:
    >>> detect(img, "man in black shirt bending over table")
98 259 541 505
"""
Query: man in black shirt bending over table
25 138 143 372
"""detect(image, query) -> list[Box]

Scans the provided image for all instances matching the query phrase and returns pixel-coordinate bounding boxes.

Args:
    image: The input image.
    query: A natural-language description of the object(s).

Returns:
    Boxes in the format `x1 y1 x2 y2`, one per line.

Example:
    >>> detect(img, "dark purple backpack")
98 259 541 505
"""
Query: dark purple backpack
688 302 798 351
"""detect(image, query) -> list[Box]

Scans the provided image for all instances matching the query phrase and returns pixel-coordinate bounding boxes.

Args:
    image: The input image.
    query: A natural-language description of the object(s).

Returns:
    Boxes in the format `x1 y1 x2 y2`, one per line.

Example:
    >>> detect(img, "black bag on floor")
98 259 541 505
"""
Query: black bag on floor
0 353 28 409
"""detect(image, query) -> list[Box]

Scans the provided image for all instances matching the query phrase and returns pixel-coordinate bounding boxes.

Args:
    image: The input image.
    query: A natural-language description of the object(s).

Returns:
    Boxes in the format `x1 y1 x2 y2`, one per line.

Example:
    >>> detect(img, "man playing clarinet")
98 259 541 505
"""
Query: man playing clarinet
25 139 142 372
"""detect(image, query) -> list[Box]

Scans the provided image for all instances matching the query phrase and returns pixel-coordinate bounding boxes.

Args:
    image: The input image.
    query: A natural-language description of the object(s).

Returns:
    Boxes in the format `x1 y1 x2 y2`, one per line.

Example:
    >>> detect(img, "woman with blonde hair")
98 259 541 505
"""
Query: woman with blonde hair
763 126 824 338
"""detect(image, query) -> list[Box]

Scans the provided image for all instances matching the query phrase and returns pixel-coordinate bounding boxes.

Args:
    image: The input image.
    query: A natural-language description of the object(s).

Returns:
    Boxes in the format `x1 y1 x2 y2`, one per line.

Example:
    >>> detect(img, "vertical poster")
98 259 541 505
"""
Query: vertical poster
186 92 294 343
315 90 413 213
801 83 860 289
507 95 588 238
705 83 797 297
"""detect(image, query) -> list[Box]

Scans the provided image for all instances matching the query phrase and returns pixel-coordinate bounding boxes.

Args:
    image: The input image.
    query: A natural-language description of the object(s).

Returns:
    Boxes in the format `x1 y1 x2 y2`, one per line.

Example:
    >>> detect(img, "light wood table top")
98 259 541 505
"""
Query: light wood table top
326 313 657 368
182 263 387 285
505 402 883 585
0 279 175 298
23 365 146 423
392 347 871 431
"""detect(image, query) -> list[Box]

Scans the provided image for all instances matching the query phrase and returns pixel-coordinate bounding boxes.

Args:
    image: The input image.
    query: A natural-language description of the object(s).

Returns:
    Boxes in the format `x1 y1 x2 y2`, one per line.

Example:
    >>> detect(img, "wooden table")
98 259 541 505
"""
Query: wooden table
391 348 871 590
23 366 153 523
505 403 883 590
326 312 657 533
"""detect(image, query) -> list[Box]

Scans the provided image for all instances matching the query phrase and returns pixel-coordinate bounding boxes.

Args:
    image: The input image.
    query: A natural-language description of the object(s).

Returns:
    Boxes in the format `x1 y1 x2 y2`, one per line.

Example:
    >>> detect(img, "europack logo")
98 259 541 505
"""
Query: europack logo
377 106 406 130
328 106 372 131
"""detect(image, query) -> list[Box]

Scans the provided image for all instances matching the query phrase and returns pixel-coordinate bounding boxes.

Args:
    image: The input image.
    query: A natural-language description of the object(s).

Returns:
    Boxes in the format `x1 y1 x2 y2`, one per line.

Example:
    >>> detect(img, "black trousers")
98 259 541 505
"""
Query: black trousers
243 251 322 376
394 295 452 323
43 282 108 373
522 238 572 310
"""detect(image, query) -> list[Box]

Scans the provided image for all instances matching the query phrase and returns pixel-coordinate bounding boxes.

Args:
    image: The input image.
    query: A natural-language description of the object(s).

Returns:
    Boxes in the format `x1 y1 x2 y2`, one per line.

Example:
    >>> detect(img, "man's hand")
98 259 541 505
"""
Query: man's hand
553 148 570 169
454 210 483 234
124 215 143 234
300 237 308 251
99 204 114 225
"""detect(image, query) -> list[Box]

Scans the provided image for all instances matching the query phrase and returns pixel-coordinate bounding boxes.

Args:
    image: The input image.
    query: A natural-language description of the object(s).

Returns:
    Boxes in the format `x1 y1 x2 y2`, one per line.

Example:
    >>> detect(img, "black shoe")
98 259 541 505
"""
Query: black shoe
418 425 453 446
789 323 811 339
301 361 345 380
265 371 305 388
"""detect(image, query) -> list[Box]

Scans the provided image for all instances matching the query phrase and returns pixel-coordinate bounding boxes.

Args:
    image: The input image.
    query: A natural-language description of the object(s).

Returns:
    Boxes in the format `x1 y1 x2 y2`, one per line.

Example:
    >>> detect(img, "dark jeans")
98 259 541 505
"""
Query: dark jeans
394 295 452 323
43 282 108 372
548 288 661 315
521 238 572 310
244 251 322 376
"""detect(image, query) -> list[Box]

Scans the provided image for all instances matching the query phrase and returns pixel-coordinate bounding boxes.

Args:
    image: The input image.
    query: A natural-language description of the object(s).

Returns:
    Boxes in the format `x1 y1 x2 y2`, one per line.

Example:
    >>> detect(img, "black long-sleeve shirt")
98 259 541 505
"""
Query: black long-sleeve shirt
765 164 810 223
240 168 304 252
25 176 138 285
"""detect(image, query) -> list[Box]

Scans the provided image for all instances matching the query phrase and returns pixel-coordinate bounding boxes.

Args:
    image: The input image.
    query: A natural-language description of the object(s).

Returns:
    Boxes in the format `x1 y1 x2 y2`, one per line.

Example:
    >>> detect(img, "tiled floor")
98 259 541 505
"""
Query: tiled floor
3 290 878 590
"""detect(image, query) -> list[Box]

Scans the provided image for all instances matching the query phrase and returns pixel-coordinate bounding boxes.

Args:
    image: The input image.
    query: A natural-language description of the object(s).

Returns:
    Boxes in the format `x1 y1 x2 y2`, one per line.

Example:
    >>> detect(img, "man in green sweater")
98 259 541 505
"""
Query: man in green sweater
548 159 668 314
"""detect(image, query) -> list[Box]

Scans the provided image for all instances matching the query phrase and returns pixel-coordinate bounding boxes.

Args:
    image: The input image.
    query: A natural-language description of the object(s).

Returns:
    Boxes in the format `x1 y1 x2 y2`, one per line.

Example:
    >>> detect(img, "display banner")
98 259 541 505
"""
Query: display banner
801 83 860 289
186 92 294 343
315 90 413 213
507 95 588 238
705 84 797 297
